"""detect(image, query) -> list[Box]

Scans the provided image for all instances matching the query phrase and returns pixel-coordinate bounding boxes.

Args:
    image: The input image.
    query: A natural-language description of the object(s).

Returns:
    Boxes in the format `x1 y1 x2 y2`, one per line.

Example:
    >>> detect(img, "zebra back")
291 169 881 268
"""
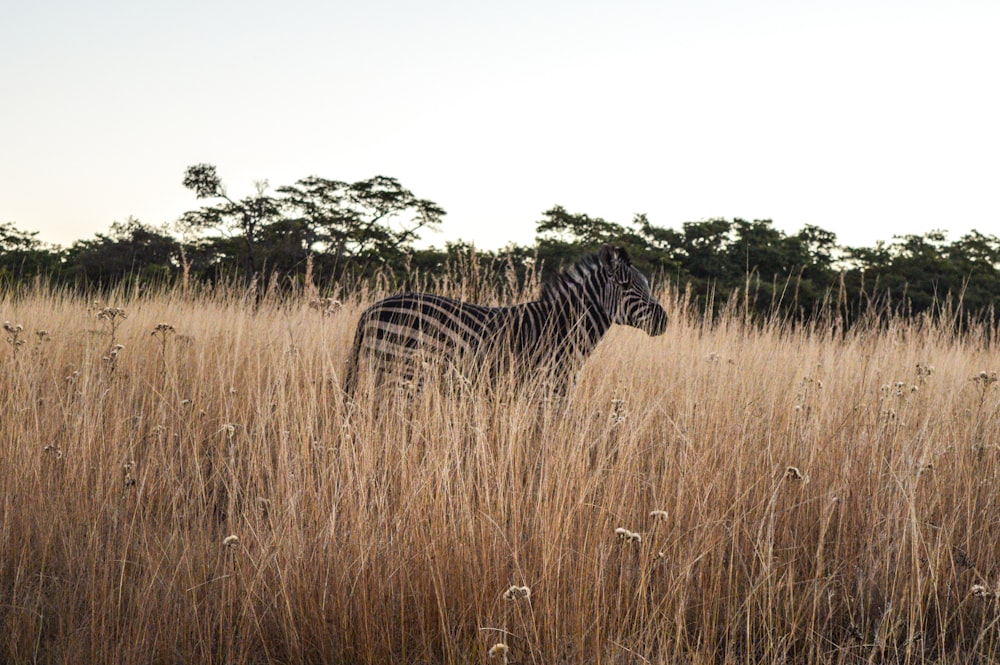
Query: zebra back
344 292 495 395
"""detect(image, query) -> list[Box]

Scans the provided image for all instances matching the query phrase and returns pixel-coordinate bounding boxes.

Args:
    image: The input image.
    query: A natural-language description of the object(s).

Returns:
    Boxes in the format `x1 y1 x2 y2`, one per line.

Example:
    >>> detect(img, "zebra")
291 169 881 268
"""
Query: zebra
342 244 668 397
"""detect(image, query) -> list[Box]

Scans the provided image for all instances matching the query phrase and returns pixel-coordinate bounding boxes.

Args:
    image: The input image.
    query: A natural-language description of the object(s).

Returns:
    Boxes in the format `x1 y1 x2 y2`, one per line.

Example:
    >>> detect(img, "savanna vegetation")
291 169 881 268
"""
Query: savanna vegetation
3 164 1000 325
2 270 1000 663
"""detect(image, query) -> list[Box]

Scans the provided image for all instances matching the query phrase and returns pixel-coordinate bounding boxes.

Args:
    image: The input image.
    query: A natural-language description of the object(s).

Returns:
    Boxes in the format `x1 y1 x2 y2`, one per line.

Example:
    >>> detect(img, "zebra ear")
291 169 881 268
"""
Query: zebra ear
598 245 632 283
597 245 629 270
599 245 631 268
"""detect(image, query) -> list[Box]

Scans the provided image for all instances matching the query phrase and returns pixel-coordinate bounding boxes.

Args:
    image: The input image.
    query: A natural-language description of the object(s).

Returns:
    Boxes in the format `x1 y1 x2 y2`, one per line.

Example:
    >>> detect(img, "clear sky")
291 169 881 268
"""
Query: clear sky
3 0 998 250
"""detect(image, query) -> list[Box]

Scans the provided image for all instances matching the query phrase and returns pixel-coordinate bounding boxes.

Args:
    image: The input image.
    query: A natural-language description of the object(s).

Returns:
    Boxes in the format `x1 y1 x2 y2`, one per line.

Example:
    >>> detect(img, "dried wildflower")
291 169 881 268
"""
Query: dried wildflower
649 510 669 521
122 460 137 491
615 527 641 544
785 466 803 480
800 376 823 390
971 584 993 599
487 643 509 660
222 535 240 548
3 321 25 349
96 307 127 321
35 330 50 341
972 371 999 387
151 322 176 336
221 423 237 437
610 397 627 425
95 307 127 347
503 585 531 601
308 297 343 315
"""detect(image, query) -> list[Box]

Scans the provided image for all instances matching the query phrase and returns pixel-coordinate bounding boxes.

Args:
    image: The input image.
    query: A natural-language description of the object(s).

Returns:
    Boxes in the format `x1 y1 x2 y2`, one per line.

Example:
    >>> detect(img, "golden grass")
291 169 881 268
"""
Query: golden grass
2 284 1000 664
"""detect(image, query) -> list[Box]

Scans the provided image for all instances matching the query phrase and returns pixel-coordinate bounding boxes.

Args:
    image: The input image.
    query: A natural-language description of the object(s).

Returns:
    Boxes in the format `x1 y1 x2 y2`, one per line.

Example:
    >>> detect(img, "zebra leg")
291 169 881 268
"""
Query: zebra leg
342 312 369 400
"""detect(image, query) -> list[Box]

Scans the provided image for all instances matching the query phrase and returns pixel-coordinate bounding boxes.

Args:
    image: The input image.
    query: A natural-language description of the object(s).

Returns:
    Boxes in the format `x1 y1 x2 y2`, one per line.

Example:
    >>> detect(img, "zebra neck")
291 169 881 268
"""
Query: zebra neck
538 273 612 346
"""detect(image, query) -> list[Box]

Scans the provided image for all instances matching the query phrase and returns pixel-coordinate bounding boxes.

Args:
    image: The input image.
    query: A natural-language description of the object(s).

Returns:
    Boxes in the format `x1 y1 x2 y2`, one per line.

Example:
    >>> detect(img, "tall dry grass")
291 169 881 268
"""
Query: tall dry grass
2 281 1000 664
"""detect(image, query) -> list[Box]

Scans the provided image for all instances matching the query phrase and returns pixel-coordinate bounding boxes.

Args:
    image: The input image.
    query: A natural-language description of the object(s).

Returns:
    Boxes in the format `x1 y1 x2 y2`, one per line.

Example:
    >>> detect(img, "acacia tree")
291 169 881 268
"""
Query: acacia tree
180 163 281 275
277 175 445 277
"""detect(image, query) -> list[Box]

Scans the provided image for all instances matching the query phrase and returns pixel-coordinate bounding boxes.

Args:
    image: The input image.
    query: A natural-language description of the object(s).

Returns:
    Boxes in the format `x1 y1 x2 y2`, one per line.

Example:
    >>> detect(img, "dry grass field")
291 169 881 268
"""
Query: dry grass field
2 280 1000 664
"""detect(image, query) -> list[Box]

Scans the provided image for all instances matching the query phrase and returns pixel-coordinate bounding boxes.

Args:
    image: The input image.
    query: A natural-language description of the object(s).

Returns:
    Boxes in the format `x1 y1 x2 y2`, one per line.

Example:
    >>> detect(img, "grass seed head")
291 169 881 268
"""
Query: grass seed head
649 510 669 521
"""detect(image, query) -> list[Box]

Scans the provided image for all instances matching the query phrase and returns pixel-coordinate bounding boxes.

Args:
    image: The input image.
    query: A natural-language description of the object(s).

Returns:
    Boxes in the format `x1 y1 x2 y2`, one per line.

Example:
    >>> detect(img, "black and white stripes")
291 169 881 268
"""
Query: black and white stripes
343 245 668 396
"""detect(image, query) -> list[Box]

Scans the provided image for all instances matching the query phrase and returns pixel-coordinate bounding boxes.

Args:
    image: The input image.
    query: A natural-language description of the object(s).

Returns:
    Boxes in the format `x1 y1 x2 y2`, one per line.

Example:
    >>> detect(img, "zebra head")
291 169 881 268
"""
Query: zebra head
598 245 668 336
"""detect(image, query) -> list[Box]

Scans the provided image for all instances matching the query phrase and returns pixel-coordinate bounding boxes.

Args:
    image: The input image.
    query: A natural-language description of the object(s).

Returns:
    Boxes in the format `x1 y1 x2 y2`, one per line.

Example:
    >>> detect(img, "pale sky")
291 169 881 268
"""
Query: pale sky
3 1 998 251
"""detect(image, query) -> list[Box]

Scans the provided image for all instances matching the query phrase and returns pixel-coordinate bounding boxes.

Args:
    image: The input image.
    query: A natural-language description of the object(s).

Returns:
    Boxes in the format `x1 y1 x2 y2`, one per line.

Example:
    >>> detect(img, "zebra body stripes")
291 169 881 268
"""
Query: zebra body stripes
342 245 668 396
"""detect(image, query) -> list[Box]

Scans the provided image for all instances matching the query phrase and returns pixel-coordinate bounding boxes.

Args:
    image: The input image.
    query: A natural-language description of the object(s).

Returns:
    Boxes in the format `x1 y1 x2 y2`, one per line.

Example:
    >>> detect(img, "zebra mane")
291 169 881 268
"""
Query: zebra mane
539 252 605 302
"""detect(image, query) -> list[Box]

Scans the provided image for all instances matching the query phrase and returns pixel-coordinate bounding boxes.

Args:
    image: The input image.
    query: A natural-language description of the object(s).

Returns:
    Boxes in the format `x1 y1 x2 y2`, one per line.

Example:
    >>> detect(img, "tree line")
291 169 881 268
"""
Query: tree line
3 164 999 324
